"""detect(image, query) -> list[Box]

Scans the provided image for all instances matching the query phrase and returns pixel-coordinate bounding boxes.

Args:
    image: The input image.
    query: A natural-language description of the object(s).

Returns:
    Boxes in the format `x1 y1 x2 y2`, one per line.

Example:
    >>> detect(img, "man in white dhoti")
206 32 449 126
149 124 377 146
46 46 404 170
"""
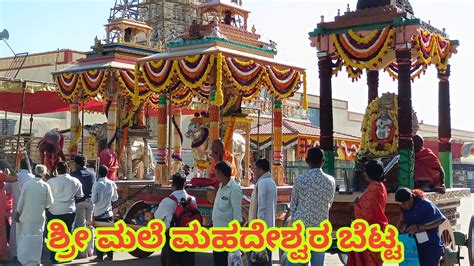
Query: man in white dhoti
15 164 54 266
4 158 35 259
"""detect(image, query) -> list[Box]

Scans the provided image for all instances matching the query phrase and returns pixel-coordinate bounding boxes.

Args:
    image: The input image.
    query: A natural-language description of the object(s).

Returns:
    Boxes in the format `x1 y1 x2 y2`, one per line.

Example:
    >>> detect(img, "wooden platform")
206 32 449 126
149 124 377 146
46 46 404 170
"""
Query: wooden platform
115 181 469 229
329 188 471 230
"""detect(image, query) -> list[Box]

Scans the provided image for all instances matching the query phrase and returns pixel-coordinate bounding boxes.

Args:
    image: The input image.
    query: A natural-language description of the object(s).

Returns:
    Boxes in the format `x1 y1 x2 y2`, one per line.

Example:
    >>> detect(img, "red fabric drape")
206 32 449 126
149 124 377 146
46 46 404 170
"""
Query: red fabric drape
0 91 200 116
0 92 104 114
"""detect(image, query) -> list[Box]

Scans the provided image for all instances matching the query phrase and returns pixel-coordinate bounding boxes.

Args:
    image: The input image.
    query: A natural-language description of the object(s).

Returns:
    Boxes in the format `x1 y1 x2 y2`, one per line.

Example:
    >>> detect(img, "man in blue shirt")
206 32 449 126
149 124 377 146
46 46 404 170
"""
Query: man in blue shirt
70 155 95 258
91 165 118 262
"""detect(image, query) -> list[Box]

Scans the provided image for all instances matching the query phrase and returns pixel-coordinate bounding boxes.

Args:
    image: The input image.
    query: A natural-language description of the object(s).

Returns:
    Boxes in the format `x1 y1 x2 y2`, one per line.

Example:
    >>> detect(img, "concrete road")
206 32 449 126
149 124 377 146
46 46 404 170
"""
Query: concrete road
2 194 473 266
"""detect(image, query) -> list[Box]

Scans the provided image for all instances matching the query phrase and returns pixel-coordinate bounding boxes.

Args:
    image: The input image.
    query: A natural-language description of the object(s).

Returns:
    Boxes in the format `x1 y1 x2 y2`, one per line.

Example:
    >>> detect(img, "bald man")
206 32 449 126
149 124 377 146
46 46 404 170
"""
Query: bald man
208 139 237 180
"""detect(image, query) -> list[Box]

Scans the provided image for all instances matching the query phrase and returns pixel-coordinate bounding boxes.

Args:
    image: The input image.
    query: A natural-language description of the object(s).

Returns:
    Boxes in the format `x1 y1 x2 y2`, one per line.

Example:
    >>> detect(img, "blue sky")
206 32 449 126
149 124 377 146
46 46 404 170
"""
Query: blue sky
1 0 473 131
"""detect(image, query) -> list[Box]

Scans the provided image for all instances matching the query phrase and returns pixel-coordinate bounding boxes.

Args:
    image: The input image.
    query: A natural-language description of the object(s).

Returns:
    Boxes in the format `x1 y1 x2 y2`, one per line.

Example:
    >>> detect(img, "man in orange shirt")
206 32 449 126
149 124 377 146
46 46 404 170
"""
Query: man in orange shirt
208 139 237 180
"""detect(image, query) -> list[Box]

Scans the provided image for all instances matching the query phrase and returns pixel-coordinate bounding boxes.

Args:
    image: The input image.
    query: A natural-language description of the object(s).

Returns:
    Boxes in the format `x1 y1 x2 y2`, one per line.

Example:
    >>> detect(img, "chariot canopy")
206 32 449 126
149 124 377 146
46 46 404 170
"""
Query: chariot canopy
308 0 458 188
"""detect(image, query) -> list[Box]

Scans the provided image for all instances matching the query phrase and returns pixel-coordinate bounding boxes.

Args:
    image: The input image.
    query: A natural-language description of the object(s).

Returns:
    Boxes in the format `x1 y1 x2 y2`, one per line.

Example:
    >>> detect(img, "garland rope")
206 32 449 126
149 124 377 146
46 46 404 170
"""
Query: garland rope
215 53 224 106
68 121 82 154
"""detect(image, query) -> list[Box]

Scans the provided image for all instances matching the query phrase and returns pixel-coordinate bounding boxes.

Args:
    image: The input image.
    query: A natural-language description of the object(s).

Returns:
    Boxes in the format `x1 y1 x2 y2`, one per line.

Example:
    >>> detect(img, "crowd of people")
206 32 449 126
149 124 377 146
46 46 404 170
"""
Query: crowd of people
0 135 449 266
0 155 119 265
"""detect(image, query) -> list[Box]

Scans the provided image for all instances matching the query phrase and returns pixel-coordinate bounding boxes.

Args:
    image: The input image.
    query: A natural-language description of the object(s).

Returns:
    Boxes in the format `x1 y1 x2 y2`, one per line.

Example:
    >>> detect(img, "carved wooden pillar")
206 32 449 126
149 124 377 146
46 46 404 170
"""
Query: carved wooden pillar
438 65 452 188
171 107 183 174
396 49 414 189
155 93 168 185
69 97 80 158
318 54 335 176
243 125 251 187
367 70 379 104
209 91 220 142
271 99 284 185
126 136 133 179
107 96 118 151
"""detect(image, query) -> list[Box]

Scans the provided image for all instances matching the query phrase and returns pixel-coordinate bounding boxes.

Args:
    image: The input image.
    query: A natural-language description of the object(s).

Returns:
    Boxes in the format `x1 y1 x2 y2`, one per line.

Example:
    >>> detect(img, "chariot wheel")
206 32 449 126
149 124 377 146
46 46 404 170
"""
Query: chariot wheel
123 200 154 258
438 219 456 266
468 215 474 266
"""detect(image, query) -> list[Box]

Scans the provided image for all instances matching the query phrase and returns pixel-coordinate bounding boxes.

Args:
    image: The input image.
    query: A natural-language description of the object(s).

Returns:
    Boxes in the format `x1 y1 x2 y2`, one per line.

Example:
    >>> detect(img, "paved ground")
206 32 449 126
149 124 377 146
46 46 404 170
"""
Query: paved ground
2 193 473 266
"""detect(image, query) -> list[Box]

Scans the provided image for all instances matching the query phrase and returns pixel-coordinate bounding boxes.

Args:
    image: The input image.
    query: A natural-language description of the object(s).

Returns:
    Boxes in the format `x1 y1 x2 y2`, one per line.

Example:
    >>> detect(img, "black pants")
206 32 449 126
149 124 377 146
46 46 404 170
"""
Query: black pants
161 231 195 266
5 217 10 243
46 211 76 263
94 216 113 260
213 251 228 266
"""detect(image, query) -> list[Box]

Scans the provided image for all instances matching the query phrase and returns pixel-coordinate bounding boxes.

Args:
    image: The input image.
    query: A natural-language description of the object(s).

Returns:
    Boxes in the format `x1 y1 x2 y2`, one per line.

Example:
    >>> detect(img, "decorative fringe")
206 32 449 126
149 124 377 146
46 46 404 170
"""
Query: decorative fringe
132 64 140 106
215 53 224 106
68 121 82 154
302 72 308 110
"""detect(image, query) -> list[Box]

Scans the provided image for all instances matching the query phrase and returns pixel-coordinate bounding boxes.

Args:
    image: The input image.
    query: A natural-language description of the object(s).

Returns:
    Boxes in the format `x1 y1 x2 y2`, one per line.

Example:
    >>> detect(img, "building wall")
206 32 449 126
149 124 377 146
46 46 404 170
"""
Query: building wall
0 49 107 137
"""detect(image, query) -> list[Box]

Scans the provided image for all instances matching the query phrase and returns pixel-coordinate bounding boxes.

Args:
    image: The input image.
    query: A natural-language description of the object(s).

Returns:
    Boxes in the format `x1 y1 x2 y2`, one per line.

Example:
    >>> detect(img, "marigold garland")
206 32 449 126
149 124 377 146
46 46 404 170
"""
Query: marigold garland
221 57 265 101
215 53 224 106
264 66 302 99
55 73 82 101
68 122 82 154
346 66 363 81
80 70 109 98
384 61 427 82
347 28 381 44
332 27 395 70
136 53 304 105
413 29 452 71
141 59 177 93
132 64 141 106
185 54 202 64
175 54 215 89
358 95 399 158
302 72 308 110
232 57 255 67
331 57 343 76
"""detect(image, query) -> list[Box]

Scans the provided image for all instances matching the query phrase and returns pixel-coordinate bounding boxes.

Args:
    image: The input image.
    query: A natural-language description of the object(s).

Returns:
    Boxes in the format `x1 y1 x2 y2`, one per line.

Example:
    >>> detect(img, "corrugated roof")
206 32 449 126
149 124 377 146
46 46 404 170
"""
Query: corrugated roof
250 119 360 140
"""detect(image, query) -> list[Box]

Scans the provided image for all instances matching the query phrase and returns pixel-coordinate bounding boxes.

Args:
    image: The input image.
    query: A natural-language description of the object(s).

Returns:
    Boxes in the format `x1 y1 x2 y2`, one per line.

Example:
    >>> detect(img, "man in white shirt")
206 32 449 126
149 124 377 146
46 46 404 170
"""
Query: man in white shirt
290 147 335 266
90 165 118 262
248 158 276 266
155 172 197 266
211 161 243 266
15 164 54 266
4 158 35 258
46 161 83 263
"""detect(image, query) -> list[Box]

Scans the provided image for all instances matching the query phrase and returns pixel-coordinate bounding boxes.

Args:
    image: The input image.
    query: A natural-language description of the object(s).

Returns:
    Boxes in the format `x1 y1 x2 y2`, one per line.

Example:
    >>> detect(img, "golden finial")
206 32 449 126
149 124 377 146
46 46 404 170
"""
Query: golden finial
251 25 256 34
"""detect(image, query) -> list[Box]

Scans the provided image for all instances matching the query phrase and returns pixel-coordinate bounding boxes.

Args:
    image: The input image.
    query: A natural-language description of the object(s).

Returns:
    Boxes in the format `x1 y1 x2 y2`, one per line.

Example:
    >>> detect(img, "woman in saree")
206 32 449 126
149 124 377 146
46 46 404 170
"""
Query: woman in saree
0 160 18 262
395 187 445 266
348 159 388 266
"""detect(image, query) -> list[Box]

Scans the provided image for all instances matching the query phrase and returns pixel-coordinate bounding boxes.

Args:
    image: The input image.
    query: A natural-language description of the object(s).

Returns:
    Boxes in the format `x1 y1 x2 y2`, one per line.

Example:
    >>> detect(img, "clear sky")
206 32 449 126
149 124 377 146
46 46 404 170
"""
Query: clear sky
1 0 473 131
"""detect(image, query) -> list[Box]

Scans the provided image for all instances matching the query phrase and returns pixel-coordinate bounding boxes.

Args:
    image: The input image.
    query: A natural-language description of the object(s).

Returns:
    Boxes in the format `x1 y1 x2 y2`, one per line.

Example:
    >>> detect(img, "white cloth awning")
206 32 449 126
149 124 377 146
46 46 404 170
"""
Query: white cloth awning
52 61 135 74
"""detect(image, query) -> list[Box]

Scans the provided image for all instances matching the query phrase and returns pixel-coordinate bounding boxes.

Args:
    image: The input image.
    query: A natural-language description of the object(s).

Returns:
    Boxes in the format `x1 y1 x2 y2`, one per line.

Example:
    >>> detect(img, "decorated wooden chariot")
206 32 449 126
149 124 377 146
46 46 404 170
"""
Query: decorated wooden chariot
305 0 473 264
54 0 308 259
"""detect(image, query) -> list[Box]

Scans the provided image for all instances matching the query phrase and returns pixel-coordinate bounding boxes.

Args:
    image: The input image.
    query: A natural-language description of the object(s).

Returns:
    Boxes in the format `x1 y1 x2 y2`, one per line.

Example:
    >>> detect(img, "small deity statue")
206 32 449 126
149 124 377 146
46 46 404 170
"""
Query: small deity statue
375 111 393 140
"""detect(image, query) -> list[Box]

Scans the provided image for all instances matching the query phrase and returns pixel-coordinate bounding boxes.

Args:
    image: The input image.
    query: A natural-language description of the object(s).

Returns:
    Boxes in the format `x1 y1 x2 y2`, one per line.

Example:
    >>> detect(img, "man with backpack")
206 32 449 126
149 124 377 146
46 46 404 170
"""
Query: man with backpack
154 172 199 266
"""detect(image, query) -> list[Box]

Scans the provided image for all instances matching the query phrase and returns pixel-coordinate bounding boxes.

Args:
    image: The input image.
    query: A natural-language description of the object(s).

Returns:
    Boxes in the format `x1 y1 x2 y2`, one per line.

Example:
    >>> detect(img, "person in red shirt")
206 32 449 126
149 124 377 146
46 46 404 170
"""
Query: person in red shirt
0 160 17 262
413 135 446 193
38 130 65 172
348 160 388 266
98 139 119 181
